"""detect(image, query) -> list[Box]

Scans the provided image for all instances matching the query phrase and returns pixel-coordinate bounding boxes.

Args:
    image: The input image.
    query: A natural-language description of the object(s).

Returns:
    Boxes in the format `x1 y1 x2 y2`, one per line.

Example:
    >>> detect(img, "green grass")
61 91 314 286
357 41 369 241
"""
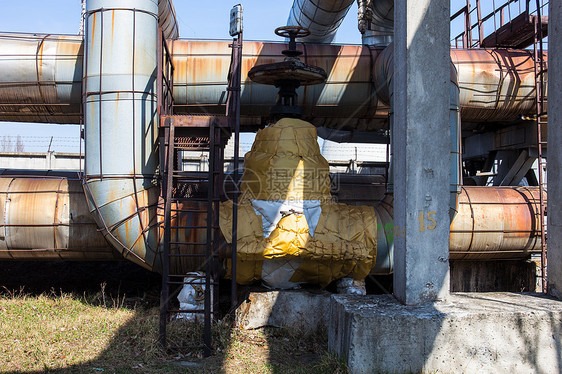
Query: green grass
0 287 348 374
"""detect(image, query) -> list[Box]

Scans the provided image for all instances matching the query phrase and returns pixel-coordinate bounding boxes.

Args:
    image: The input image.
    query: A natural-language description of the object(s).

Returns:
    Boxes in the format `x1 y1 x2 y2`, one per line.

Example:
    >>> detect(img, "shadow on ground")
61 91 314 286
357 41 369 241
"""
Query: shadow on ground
0 261 345 374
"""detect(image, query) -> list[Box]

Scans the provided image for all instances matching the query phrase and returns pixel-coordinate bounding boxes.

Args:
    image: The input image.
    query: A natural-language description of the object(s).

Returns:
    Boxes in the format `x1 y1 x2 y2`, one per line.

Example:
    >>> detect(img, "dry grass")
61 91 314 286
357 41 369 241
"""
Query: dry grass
0 286 348 374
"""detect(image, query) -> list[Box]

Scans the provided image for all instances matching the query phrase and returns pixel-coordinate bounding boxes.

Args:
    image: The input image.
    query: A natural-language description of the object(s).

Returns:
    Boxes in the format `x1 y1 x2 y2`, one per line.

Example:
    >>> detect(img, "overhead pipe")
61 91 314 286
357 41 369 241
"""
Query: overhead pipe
358 0 394 46
0 172 119 260
287 0 355 43
158 0 179 40
0 36 542 128
0 33 83 124
82 0 162 271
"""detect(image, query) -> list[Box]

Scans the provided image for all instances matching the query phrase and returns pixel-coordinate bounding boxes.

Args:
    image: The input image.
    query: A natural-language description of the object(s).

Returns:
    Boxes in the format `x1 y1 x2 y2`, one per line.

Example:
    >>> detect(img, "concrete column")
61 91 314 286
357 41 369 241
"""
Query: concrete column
393 0 451 304
548 1 562 300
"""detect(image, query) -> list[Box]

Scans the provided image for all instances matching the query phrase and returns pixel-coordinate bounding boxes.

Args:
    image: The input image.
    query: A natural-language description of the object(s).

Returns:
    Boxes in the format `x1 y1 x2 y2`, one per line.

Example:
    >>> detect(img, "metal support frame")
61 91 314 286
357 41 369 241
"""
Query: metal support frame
226 28 243 311
533 0 548 293
158 25 227 355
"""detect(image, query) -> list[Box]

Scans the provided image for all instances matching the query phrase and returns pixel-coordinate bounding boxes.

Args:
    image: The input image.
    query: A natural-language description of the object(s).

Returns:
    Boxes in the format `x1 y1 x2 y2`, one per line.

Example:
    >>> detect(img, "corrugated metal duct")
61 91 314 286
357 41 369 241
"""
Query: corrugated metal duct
82 0 162 271
287 0 355 43
158 0 179 40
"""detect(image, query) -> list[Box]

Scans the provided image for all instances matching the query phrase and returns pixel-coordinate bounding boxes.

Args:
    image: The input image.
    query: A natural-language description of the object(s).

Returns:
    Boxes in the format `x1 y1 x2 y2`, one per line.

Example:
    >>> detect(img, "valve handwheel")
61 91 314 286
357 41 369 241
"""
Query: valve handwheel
274 26 311 39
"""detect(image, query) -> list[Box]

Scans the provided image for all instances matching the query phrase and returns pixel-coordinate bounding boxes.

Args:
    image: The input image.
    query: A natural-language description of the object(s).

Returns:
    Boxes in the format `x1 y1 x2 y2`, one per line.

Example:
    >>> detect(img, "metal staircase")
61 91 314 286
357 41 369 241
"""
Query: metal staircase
159 114 226 355
157 4 243 354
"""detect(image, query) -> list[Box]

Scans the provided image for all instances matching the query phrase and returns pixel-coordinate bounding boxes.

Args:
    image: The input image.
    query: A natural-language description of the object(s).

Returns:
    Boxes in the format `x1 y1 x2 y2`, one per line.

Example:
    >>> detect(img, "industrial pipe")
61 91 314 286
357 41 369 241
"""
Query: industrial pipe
450 186 543 260
0 36 543 129
158 0 179 40
287 0 355 43
0 173 541 271
0 172 119 260
83 0 162 271
358 0 394 46
0 33 83 124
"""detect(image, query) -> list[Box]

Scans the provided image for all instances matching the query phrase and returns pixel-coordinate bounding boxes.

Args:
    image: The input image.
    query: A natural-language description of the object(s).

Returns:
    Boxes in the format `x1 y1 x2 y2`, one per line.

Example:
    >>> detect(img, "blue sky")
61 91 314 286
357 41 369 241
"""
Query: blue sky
0 0 535 152
0 0 363 152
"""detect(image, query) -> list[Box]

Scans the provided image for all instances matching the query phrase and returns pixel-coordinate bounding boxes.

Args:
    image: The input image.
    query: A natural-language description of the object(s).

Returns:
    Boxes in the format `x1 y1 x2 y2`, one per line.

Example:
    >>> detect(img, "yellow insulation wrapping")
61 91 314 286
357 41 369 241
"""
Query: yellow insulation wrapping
241 118 331 201
219 118 378 287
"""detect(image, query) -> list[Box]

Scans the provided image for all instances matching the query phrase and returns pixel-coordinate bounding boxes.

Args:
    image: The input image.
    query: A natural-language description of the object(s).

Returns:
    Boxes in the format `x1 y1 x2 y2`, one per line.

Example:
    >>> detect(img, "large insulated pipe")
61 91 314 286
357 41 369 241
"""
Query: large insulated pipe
0 173 541 271
374 43 462 220
0 36 541 127
83 0 162 271
158 0 179 40
369 186 544 274
358 0 394 46
0 172 118 260
449 186 543 260
0 33 83 124
287 0 355 43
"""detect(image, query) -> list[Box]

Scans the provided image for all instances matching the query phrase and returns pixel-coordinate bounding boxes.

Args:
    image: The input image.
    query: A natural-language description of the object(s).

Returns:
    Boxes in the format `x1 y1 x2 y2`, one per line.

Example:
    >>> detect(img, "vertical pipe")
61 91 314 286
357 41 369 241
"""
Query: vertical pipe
83 0 160 271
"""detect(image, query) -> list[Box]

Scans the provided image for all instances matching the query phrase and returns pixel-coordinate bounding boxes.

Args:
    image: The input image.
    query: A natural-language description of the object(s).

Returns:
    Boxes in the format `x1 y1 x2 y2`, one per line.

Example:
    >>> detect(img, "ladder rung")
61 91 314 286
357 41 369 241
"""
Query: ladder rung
169 253 219 258
167 309 217 314
170 208 207 212
167 280 219 286
171 226 219 229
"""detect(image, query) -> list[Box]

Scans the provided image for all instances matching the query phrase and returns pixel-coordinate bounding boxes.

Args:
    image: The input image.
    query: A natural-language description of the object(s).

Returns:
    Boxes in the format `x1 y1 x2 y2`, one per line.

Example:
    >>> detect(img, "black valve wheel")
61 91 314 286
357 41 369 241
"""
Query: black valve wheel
274 26 311 39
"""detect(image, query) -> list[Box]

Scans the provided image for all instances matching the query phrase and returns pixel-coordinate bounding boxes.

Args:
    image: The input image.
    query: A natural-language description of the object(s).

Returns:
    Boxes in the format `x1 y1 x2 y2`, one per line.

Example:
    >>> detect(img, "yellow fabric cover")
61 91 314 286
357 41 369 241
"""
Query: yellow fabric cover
219 118 378 287
241 118 331 202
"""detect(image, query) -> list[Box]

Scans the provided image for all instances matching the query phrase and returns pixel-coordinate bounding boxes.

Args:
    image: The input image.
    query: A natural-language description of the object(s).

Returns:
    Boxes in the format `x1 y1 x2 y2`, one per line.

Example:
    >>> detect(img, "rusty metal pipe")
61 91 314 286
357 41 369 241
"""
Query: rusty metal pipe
0 36 546 128
449 186 543 260
0 174 119 260
0 32 83 124
0 174 541 271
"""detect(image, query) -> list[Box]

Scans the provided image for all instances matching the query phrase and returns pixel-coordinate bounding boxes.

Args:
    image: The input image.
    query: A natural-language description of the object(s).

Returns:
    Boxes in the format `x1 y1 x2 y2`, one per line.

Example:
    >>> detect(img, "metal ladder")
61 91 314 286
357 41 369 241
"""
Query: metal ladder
158 116 225 355
532 0 548 293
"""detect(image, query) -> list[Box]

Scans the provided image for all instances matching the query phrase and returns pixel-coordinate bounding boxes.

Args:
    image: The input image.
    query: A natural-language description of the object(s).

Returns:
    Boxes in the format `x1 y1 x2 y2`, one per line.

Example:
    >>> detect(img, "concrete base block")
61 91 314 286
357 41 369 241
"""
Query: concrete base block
329 293 562 374
235 289 331 332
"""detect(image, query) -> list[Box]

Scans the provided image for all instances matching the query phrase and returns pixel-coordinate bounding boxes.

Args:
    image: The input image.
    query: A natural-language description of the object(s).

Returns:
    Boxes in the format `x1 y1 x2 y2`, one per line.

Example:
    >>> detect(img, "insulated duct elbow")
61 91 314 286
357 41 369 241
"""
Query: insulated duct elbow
287 0 355 43
83 0 162 271
158 0 179 40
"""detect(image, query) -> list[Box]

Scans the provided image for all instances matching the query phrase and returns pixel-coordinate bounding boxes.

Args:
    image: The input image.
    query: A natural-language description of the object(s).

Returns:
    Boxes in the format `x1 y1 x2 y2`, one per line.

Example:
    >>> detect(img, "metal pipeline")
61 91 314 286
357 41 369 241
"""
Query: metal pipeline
374 43 462 220
449 186 543 260
82 0 162 271
287 0 355 43
0 172 541 272
358 0 394 46
0 172 119 260
158 0 179 40
0 36 545 128
369 186 543 274
0 33 83 124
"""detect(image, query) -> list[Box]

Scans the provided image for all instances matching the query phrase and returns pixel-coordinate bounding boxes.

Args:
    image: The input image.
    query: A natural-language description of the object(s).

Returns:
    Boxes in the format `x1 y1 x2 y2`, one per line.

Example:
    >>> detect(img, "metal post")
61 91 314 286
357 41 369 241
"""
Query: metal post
228 3 243 312
476 0 484 46
159 118 174 348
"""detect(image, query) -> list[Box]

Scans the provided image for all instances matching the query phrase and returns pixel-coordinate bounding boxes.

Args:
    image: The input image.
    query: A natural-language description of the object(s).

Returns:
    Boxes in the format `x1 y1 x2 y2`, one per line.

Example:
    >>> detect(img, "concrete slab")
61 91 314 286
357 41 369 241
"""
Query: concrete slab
235 289 331 332
329 293 562 373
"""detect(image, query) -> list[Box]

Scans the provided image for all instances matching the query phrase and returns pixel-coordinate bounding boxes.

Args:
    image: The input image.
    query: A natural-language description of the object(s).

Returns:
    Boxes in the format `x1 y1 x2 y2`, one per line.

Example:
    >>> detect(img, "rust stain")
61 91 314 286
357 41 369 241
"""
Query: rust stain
111 10 115 40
